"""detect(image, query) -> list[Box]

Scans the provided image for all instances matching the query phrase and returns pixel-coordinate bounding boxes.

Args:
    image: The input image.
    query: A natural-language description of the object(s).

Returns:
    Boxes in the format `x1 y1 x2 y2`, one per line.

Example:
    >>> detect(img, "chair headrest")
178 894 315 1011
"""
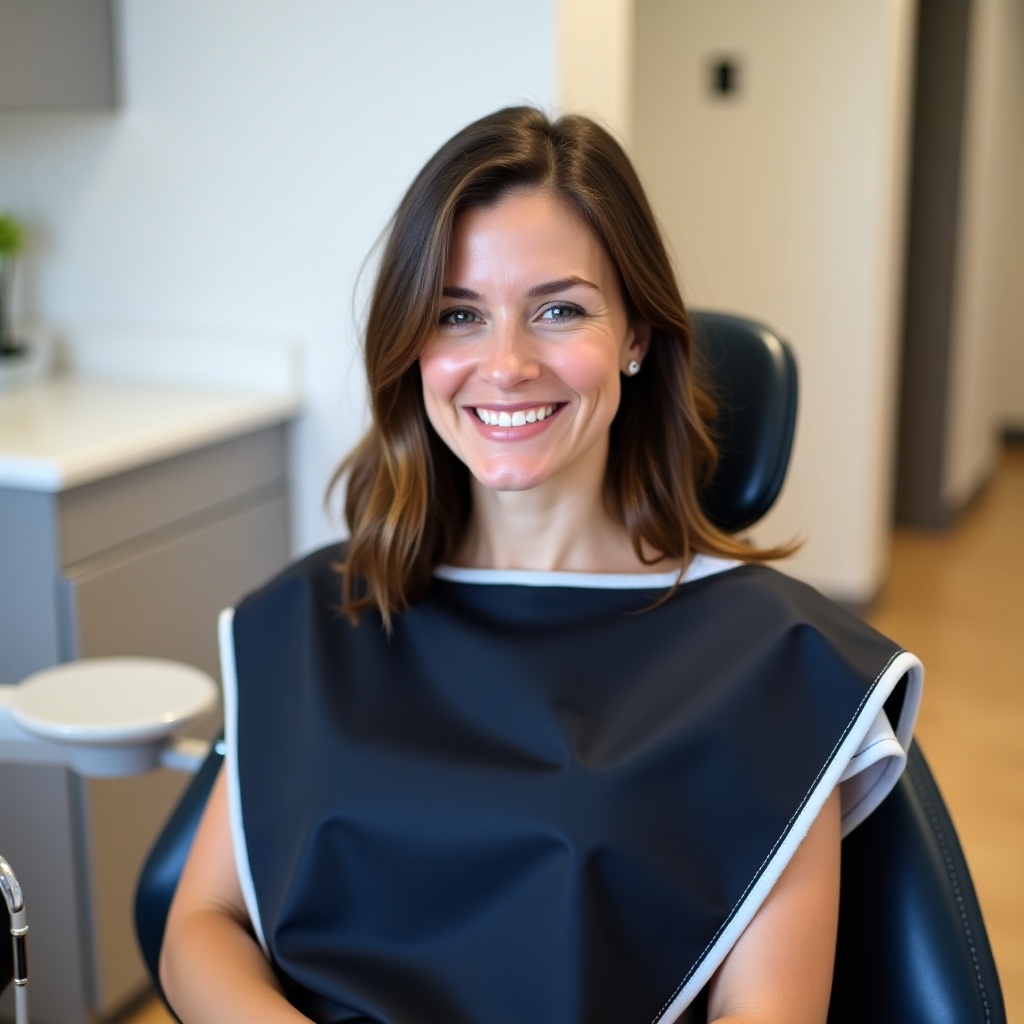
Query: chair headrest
691 311 799 532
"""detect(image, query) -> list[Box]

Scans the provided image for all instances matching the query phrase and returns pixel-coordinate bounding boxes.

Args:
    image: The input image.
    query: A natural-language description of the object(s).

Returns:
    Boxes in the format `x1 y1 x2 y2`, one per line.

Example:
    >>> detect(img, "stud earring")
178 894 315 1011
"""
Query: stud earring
626 359 641 376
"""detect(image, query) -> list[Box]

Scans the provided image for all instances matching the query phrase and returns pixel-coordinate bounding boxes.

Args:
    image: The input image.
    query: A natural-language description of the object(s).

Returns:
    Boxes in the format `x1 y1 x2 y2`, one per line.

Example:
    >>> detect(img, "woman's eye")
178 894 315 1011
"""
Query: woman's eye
440 308 480 327
539 303 585 322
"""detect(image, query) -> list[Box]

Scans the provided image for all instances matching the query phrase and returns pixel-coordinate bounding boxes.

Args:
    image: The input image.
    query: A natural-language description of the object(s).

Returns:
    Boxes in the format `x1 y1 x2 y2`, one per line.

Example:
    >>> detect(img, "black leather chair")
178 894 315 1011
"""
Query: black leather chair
130 311 1006 1023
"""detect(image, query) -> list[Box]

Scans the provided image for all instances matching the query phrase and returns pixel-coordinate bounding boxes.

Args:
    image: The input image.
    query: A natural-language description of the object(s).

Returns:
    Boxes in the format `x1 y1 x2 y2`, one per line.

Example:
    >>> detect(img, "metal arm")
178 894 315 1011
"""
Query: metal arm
1 856 28 1024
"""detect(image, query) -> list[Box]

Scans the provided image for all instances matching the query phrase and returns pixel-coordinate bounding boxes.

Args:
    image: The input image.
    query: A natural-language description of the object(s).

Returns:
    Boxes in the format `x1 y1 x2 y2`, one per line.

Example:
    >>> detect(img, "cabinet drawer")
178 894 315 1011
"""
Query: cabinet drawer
62 489 289 677
58 424 288 566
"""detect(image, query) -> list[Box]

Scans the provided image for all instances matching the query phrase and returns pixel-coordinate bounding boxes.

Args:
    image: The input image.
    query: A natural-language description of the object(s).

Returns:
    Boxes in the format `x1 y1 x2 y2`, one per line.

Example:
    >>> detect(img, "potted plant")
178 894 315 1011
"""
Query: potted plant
0 213 54 390
0 212 26 359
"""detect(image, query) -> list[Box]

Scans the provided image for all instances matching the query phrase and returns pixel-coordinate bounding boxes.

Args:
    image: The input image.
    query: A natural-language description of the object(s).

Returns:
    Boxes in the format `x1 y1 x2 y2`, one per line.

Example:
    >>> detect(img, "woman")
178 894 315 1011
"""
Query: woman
161 107 921 1024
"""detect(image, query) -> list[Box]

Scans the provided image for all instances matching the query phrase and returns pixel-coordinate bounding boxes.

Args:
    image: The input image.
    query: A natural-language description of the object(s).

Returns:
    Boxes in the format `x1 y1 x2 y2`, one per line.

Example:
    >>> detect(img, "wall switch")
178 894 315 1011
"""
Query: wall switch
708 56 743 98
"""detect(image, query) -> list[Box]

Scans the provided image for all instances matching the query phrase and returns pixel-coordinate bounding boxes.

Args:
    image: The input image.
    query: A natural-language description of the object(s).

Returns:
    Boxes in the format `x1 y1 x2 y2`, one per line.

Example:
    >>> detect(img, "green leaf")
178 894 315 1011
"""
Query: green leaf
0 213 25 258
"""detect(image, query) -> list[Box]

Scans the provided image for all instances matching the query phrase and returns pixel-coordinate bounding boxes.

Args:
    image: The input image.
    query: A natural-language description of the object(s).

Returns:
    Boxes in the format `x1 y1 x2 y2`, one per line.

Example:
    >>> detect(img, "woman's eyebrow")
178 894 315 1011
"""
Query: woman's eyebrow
527 276 600 297
441 277 600 301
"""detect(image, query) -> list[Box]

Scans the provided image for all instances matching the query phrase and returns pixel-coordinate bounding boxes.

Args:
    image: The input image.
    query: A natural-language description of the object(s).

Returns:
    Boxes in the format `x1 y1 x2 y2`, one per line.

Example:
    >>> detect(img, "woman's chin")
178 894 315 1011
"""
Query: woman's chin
466 448 607 499
472 472 545 494
469 459 553 494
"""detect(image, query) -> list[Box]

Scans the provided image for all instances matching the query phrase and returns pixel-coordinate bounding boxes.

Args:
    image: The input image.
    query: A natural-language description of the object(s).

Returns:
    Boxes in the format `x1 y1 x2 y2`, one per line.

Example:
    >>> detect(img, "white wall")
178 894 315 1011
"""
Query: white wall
632 0 917 602
0 0 557 557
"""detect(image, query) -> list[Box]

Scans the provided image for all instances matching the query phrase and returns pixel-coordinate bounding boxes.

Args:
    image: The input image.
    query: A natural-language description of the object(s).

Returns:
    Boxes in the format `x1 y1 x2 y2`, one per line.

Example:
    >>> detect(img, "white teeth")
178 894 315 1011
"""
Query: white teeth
475 405 556 427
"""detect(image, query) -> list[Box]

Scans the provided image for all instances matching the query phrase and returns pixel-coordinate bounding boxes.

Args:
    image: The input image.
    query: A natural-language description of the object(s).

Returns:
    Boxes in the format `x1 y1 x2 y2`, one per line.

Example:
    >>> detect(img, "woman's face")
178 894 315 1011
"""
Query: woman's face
419 190 648 497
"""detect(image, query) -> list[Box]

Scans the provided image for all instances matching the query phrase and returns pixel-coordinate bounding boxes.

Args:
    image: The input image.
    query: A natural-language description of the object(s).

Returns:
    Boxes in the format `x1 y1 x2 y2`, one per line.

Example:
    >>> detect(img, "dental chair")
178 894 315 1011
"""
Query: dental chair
14 312 1000 1023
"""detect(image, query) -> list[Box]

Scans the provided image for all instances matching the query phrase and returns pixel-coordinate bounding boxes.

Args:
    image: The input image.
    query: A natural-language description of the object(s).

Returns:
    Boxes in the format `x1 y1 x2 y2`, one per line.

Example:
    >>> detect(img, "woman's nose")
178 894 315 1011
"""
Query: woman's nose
479 322 540 388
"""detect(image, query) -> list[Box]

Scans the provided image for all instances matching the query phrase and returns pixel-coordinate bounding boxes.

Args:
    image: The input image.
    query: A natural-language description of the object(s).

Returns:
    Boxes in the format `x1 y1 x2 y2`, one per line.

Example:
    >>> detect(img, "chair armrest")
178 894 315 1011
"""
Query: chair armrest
134 737 225 1010
829 742 1005 1023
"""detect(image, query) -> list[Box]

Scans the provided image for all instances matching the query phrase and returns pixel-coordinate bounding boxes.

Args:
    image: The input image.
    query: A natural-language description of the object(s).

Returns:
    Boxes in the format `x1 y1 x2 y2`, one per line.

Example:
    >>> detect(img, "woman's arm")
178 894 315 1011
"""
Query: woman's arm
159 765 312 1023
706 788 842 1024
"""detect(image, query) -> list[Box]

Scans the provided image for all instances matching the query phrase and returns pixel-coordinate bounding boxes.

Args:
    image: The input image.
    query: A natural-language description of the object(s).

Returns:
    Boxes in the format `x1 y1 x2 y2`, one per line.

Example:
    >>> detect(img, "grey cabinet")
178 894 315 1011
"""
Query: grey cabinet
0 0 117 111
0 424 292 1023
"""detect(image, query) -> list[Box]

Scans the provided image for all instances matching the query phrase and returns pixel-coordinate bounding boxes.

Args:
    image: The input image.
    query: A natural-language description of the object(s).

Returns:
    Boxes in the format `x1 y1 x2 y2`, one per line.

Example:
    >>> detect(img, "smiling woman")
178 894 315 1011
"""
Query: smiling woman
335 108 792 623
158 107 923 1024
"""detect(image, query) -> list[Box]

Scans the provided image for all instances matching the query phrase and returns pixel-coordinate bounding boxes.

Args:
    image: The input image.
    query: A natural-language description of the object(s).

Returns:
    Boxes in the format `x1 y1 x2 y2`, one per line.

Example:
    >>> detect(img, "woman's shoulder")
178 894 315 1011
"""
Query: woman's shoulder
235 541 347 619
695 559 908 672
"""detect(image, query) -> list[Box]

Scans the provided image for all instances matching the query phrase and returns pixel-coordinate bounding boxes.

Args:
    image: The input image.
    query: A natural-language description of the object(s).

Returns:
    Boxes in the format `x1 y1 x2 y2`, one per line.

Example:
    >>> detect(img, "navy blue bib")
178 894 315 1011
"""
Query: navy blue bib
223 547 920 1024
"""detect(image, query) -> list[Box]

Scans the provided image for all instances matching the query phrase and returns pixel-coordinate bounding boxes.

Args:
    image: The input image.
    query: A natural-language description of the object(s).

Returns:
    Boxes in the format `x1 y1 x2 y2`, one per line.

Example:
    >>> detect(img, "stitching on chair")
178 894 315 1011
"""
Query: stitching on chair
908 754 992 1023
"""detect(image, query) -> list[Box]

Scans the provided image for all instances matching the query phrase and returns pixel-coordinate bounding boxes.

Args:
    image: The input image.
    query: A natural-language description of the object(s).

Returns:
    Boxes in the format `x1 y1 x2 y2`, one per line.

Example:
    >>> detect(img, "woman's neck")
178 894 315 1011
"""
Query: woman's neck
453 480 676 574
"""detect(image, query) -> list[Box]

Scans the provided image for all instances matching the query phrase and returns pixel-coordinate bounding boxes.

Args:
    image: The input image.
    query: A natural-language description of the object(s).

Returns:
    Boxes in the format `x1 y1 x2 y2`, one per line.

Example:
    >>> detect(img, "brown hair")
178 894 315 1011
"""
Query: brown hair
332 106 788 625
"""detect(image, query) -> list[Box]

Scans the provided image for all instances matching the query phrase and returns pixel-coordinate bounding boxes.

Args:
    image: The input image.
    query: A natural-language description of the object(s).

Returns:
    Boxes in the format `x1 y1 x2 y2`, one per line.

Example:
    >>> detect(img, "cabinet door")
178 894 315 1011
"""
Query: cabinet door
0 0 117 110
61 493 289 1016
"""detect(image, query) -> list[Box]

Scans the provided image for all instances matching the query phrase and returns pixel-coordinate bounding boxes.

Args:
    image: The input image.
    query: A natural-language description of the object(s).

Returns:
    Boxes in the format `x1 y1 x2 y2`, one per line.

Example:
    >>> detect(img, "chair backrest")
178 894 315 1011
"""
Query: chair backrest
133 312 1005 1022
690 310 798 531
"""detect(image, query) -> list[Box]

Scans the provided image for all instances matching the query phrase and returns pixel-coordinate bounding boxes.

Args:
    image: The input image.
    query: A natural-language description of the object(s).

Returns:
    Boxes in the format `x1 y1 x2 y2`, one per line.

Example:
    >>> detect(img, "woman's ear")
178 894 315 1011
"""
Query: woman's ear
623 319 652 373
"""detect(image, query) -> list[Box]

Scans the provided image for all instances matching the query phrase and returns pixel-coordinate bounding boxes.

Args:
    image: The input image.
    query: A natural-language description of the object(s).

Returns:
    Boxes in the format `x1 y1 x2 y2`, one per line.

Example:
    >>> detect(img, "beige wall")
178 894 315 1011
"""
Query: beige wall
987 0 1024 435
947 0 1024 509
559 0 636 142
632 0 917 602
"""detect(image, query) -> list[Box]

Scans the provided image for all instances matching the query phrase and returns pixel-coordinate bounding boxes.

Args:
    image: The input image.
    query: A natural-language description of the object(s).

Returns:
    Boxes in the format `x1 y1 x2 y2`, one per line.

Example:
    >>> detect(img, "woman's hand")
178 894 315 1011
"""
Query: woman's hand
159 765 314 1023
705 788 842 1024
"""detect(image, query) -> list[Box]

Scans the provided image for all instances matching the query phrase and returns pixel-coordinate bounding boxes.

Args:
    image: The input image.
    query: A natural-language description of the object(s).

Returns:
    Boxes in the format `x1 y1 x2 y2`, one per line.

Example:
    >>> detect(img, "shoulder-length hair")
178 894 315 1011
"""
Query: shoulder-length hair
332 106 789 625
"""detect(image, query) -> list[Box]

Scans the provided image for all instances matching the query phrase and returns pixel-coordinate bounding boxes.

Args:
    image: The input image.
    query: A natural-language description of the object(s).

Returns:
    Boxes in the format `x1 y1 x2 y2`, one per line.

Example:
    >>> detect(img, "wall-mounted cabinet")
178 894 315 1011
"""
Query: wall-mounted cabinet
0 0 117 111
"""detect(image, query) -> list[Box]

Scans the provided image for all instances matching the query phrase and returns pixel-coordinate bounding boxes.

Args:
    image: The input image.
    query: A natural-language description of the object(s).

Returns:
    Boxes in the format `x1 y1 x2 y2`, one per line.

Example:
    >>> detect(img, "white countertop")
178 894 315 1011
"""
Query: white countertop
0 378 300 492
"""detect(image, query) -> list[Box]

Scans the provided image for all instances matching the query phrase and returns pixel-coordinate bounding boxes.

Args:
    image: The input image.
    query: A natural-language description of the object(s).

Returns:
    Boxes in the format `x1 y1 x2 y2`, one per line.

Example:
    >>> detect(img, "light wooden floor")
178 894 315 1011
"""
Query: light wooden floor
124 446 1024 1024
866 442 1024 1022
